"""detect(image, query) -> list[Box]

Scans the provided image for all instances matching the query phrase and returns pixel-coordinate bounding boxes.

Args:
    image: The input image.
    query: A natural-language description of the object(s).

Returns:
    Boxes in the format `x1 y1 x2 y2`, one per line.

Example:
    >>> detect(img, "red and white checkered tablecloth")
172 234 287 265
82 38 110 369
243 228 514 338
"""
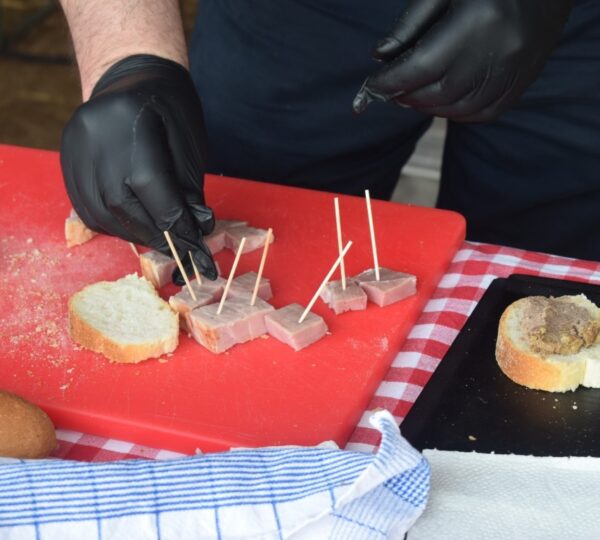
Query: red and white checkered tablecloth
49 241 600 461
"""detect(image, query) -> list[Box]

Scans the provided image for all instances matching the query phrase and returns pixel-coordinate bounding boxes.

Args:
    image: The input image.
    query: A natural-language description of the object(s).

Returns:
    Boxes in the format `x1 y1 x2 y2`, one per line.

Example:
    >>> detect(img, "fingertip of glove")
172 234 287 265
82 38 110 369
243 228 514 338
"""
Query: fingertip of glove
198 257 218 281
352 79 370 115
190 204 216 235
353 86 378 115
171 268 186 287
372 37 403 60
352 93 368 115
171 250 218 285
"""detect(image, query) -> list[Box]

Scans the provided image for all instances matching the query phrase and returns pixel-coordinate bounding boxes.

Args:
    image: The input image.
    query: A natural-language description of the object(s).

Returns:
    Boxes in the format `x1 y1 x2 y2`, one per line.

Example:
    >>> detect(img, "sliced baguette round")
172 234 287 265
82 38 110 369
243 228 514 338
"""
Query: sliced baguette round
576 343 600 389
69 274 178 363
495 294 600 392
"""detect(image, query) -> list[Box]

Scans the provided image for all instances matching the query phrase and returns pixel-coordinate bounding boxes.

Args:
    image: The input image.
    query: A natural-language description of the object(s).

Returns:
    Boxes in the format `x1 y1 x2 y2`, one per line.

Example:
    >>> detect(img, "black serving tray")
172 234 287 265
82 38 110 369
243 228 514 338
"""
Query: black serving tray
401 273 600 457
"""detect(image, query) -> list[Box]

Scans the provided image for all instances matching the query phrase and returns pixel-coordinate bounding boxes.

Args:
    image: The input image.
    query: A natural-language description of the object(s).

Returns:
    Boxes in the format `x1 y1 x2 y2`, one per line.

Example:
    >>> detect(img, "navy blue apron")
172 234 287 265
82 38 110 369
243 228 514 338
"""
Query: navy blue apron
190 0 600 260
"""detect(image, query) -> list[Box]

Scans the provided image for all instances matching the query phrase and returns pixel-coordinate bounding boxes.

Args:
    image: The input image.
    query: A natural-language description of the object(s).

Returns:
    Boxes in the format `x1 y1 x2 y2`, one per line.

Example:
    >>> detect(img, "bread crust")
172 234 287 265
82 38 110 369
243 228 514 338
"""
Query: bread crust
68 290 178 364
495 299 586 392
0 390 56 458
65 210 96 248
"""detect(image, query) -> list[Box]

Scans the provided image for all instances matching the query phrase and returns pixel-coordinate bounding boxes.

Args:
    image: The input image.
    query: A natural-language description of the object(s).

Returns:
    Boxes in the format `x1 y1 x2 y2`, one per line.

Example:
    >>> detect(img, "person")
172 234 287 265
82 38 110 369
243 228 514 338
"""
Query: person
58 0 600 283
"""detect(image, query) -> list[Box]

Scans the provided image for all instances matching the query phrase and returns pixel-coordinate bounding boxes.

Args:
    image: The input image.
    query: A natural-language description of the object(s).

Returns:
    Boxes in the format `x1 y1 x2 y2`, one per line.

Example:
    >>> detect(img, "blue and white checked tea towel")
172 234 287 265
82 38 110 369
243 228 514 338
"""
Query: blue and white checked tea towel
0 410 429 539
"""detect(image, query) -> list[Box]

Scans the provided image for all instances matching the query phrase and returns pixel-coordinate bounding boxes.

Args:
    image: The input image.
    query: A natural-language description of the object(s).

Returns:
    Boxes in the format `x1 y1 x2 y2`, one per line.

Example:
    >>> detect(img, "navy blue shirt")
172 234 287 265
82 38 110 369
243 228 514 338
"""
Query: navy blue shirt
190 1 600 260
189 0 430 198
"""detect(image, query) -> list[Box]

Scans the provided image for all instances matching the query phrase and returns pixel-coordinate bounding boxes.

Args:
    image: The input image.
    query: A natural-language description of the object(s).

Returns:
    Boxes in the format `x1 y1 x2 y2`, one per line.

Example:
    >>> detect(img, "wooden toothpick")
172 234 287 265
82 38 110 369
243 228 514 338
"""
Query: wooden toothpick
163 230 197 301
129 242 140 258
298 240 353 324
188 251 202 286
365 190 380 281
250 228 272 307
334 197 346 290
217 237 247 315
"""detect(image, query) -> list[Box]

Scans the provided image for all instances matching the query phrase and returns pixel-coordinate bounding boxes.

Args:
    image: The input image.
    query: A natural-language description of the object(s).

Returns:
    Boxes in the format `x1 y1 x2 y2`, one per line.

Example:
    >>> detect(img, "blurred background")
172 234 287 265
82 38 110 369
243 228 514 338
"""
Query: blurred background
0 0 442 206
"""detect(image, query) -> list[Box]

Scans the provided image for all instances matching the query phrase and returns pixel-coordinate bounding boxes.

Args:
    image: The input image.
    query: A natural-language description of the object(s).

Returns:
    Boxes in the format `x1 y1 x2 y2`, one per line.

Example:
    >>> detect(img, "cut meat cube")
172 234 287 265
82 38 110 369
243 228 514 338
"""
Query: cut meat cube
237 299 275 339
168 277 226 332
354 267 417 307
204 231 226 255
228 272 273 301
225 226 274 254
265 303 328 351
216 219 248 230
65 208 97 248
203 220 247 255
320 280 367 314
191 276 226 300
170 290 213 333
139 250 177 289
188 298 274 353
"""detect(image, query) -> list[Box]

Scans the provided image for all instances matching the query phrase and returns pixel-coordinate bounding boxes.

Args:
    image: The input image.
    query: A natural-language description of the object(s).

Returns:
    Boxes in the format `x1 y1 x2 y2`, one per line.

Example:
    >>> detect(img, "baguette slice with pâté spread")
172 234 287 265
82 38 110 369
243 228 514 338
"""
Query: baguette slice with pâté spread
495 294 600 392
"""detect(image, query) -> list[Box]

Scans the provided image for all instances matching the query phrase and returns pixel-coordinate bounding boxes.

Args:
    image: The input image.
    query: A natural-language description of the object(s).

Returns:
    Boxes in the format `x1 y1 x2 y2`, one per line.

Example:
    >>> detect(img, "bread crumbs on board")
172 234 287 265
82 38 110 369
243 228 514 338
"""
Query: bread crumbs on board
2 233 127 372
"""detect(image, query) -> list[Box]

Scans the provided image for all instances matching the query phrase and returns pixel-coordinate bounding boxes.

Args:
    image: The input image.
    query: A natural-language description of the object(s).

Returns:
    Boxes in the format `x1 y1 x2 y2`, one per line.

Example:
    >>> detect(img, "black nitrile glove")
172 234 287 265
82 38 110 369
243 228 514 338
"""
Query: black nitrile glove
61 54 217 283
353 0 573 122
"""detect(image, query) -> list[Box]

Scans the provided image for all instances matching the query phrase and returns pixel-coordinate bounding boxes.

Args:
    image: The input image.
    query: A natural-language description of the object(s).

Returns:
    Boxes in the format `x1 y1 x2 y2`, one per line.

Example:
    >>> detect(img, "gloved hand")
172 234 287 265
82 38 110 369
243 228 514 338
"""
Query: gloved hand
353 0 573 122
61 54 218 283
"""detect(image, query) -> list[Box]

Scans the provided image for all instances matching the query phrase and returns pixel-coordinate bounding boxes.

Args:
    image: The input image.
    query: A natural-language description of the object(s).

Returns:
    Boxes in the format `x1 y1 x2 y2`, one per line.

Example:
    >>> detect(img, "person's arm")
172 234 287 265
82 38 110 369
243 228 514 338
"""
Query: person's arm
58 1 218 282
60 0 188 100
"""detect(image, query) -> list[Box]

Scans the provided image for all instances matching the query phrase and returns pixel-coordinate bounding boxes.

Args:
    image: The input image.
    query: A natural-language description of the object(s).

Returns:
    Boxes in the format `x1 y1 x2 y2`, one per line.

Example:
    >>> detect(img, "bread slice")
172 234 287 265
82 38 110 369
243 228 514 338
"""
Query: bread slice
65 208 97 248
577 344 600 389
69 274 178 363
496 294 600 392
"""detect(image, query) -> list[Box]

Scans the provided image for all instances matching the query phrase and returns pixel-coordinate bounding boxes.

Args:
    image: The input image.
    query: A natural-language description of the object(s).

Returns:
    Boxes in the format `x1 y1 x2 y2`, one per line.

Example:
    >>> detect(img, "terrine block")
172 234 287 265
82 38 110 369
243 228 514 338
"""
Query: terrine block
188 298 274 354
225 226 274 254
204 231 226 255
228 272 273 302
265 303 328 351
168 277 227 332
203 219 247 255
354 267 417 307
320 279 367 314
217 219 248 230
139 250 177 289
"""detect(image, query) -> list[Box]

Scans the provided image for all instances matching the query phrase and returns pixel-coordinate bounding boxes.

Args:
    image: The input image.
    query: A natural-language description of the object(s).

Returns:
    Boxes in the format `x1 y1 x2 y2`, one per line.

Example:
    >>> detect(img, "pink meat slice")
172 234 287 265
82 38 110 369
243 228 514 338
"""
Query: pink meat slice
225 226 274 254
353 267 417 307
139 250 177 289
203 220 247 255
216 219 248 230
188 298 274 353
204 231 226 255
228 272 273 301
168 277 226 332
264 303 328 351
320 280 367 314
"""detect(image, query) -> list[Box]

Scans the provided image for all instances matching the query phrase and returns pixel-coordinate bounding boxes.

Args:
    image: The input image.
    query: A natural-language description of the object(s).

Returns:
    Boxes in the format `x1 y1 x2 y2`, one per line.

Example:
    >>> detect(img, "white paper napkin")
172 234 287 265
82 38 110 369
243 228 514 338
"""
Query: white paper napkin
0 410 429 540
408 449 600 540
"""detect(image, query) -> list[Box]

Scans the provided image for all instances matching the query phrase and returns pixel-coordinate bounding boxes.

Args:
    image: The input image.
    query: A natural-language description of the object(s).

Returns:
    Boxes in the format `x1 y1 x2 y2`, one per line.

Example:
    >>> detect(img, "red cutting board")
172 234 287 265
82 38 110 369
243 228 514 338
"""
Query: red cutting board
0 145 465 453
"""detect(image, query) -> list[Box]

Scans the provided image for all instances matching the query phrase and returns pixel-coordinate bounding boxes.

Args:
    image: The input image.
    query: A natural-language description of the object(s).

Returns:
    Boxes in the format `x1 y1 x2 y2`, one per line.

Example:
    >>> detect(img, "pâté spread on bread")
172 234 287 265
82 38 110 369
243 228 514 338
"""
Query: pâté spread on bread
520 295 600 355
